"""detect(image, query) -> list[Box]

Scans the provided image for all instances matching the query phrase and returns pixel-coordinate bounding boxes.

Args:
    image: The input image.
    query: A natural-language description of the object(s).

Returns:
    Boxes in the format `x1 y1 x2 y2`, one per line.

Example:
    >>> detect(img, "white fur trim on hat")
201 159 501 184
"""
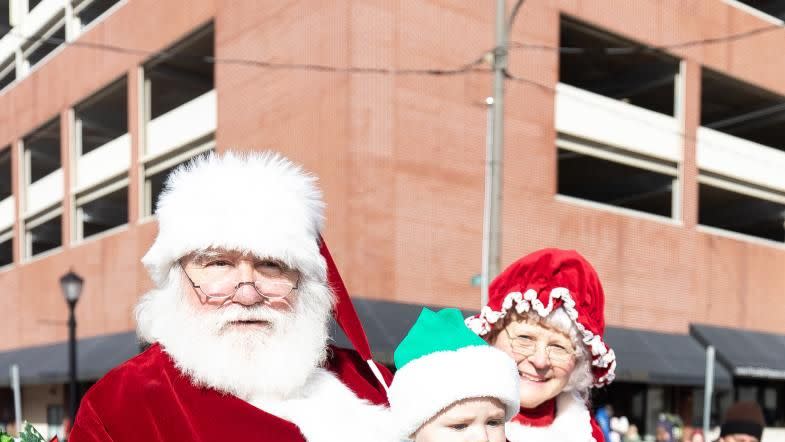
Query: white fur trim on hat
142 151 326 286
388 345 520 439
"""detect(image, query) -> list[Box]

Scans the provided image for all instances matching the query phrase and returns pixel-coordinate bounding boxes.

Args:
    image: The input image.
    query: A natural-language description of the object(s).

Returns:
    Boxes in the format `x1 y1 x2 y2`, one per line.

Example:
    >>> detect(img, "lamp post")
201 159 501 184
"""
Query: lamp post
60 270 83 423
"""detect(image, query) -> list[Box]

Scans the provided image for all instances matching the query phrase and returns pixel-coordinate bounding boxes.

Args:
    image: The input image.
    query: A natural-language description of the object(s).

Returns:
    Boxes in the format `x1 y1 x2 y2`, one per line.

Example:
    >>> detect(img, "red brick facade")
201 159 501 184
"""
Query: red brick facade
1 0 784 352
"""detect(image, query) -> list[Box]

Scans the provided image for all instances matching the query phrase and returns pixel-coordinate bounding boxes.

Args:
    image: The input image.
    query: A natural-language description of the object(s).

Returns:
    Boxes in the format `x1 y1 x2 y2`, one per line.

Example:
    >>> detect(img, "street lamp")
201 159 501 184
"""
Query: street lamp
60 270 83 424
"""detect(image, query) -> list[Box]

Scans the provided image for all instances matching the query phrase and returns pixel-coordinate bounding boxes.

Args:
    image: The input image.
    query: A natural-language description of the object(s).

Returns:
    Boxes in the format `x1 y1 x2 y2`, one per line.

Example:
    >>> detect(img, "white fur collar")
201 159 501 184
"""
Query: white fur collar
505 392 596 442
249 368 396 442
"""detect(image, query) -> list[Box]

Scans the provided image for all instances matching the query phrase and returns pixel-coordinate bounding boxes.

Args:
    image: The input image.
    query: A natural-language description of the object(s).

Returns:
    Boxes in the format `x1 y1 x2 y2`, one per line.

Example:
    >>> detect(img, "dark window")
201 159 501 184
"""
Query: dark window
75 78 128 155
29 216 61 256
699 183 785 242
24 118 61 184
0 2 9 40
146 150 213 216
27 24 65 68
559 16 681 116
0 236 12 267
0 386 14 426
147 167 171 214
147 159 193 214
46 404 64 440
731 379 785 426
0 59 15 91
0 148 10 200
145 23 214 119
734 1 785 20
77 0 122 28
558 147 674 217
81 187 128 238
701 68 785 152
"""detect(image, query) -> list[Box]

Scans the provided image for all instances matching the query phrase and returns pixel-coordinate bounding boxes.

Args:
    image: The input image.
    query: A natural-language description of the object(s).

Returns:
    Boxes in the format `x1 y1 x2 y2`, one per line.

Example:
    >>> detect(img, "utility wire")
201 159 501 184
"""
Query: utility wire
502 68 785 166
507 0 527 31
509 22 784 55
0 24 487 77
1 16 783 77
1 23 783 163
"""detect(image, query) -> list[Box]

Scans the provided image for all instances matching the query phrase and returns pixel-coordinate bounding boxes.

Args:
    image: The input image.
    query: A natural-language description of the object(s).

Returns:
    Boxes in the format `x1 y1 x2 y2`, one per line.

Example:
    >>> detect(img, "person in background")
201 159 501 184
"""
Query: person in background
655 419 675 442
466 248 616 442
388 308 520 442
596 405 612 442
655 413 684 442
718 401 766 442
625 423 643 442
688 428 705 442
610 412 629 442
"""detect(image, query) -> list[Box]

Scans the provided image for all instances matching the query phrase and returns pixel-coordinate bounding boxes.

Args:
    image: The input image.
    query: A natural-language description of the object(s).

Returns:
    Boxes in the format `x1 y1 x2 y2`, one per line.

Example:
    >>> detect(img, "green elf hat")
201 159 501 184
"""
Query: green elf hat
388 308 520 438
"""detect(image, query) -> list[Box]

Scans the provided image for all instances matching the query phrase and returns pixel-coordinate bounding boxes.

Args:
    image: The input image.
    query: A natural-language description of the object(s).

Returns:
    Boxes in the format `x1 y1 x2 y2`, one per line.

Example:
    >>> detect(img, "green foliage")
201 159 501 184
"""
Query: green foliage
0 421 52 442
19 422 47 442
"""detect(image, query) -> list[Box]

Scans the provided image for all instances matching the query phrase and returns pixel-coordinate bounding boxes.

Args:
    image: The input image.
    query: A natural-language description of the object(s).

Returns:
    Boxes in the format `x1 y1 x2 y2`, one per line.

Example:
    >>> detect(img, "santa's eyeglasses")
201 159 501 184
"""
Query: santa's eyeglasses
179 259 299 304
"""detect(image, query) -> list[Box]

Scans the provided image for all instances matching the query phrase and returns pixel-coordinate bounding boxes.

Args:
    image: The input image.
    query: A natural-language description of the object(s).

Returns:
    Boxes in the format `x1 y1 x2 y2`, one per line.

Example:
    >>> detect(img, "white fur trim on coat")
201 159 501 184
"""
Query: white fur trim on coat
465 288 617 387
505 392 596 442
142 151 326 285
388 345 520 439
250 368 397 442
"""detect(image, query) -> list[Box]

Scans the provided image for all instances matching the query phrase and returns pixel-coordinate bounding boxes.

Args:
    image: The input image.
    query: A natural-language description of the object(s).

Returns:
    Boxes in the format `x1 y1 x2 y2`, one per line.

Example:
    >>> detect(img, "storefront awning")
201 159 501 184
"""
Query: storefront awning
332 298 732 388
691 324 785 380
605 326 732 388
0 331 140 387
330 298 476 365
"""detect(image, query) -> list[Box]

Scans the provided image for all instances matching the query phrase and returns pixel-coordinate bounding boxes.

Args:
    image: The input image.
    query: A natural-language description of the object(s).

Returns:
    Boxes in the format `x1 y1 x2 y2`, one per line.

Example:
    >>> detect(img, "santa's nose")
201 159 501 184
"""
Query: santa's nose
232 282 262 306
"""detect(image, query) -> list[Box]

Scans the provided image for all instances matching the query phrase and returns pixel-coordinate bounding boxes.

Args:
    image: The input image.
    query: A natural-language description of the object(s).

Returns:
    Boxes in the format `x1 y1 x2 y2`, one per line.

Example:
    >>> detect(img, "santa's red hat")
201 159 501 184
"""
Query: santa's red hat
465 248 616 387
142 151 388 391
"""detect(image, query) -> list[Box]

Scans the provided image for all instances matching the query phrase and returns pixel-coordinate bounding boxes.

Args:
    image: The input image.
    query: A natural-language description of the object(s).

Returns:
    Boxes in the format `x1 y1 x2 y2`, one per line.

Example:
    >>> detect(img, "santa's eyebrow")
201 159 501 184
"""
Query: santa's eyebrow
253 257 298 273
188 249 240 261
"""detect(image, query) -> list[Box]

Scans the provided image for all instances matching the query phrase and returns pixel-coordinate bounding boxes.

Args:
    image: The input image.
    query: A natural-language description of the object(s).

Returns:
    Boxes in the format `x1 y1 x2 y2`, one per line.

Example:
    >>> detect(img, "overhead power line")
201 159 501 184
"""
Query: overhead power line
0 24 488 77
0 27 778 164
1 17 783 161
507 0 527 31
509 22 784 55
0 17 783 78
501 68 785 164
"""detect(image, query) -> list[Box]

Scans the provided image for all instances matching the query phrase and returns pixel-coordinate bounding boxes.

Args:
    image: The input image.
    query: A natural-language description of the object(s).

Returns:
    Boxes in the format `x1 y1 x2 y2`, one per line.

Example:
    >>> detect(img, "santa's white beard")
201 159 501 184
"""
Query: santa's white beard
135 271 335 401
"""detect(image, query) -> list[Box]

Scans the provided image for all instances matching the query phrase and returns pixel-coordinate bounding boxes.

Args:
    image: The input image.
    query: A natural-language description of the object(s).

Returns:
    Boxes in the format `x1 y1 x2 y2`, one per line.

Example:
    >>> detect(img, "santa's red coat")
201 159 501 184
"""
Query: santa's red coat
69 343 392 441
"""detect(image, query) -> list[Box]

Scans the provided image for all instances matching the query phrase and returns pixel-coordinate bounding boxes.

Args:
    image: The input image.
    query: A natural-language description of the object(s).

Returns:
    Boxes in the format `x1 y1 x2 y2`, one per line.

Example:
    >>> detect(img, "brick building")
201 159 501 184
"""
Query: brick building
0 0 784 438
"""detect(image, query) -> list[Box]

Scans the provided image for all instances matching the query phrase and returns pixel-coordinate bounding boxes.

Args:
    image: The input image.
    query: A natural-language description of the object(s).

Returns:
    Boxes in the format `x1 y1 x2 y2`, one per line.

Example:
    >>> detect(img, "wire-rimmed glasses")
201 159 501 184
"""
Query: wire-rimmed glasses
503 327 575 367
180 261 299 304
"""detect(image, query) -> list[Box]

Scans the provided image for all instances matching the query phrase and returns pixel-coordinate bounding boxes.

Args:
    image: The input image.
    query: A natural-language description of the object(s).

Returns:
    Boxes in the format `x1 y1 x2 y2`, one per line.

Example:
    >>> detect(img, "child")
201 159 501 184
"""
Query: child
388 308 521 442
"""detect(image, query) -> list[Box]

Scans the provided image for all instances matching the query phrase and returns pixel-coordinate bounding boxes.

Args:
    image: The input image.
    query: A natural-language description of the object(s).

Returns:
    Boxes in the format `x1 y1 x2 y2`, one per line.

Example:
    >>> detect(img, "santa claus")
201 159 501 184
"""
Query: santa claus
70 152 395 441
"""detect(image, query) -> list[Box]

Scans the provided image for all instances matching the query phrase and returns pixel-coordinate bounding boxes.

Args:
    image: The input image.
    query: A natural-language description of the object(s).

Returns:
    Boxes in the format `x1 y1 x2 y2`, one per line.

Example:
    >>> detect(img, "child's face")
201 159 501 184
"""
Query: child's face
414 397 506 442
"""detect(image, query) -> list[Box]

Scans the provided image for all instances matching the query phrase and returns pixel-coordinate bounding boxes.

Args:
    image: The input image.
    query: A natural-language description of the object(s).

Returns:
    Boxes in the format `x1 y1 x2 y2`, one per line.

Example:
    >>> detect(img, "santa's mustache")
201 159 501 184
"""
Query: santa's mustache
202 304 294 332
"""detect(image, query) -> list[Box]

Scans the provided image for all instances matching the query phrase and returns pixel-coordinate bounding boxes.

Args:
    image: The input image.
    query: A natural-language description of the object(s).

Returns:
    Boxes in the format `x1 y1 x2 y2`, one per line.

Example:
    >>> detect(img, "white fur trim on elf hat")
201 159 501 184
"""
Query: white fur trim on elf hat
388 345 520 439
142 151 326 286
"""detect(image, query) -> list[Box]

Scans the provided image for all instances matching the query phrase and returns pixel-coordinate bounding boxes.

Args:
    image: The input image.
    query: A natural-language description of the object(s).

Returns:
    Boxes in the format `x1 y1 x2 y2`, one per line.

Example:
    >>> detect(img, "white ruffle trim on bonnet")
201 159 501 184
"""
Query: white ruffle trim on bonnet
465 288 616 387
